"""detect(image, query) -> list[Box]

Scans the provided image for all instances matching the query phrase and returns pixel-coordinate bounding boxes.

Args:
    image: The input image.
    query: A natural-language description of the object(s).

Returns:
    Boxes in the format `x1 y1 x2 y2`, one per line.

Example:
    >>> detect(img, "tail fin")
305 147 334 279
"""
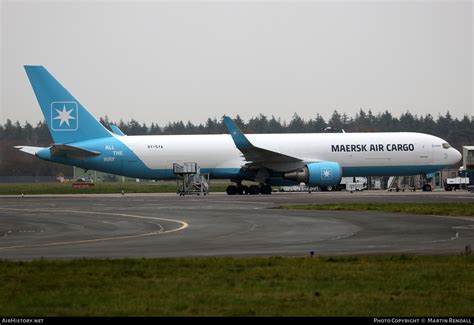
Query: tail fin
24 65 112 144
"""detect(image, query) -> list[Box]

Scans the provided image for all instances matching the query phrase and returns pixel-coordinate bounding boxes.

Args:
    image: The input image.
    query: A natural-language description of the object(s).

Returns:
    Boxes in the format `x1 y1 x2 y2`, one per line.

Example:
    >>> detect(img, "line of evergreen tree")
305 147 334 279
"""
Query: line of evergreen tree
1 110 473 176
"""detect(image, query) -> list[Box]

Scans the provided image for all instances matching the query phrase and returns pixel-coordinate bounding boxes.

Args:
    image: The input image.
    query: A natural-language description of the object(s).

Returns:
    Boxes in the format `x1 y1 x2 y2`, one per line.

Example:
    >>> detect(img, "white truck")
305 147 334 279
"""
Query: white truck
444 177 470 191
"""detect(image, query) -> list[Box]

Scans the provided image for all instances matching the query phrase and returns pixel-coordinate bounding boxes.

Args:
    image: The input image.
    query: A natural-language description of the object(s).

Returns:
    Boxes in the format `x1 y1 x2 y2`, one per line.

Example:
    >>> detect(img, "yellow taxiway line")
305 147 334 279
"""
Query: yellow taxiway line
0 208 189 250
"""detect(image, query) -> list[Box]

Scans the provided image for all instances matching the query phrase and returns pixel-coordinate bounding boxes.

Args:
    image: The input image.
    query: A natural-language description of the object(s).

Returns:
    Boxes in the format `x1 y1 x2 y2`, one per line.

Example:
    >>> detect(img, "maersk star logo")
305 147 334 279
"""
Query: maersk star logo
321 167 333 179
51 102 78 131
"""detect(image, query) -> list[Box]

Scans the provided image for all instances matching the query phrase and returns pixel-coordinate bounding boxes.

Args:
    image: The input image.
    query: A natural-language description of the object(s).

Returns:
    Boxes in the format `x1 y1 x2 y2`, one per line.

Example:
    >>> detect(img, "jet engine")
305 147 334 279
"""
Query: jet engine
283 162 342 186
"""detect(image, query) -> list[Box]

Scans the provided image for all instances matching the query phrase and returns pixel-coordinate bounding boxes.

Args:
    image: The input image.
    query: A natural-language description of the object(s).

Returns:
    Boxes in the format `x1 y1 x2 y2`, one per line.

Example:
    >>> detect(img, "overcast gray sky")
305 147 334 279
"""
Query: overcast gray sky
1 0 472 126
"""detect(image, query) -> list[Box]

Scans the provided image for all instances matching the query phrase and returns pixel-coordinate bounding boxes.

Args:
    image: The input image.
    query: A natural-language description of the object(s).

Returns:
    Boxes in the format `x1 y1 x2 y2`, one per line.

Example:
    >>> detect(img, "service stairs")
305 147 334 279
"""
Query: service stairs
173 162 209 196
387 176 397 190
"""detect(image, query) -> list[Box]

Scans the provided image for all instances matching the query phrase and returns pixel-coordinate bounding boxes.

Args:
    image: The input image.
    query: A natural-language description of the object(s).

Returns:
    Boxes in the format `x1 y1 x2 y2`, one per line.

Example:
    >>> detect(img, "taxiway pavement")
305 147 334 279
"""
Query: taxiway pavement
0 191 473 259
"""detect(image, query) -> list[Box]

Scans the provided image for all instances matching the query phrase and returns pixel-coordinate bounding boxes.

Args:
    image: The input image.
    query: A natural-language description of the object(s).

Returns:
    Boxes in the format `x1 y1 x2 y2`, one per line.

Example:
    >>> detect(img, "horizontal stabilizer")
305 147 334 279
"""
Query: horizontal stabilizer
14 146 45 155
50 144 101 159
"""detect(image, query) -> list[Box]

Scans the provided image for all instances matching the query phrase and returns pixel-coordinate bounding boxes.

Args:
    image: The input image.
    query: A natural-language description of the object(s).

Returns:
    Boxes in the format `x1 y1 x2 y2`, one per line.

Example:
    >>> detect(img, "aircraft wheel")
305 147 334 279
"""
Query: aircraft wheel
226 185 238 195
248 185 261 195
422 184 432 192
326 185 333 192
242 185 249 195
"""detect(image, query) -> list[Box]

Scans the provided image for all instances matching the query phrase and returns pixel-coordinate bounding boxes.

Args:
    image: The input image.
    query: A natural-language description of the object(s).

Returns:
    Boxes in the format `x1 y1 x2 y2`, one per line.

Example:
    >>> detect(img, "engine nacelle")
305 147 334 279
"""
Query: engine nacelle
283 162 342 186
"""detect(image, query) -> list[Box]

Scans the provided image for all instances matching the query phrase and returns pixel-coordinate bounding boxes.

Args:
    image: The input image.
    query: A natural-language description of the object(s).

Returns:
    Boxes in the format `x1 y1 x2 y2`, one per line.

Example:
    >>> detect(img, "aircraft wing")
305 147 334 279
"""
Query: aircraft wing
223 116 308 172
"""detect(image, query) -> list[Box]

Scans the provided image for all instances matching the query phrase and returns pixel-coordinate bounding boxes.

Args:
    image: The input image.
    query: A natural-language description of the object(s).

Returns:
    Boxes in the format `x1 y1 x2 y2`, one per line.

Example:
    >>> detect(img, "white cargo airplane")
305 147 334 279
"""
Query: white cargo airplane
16 66 462 195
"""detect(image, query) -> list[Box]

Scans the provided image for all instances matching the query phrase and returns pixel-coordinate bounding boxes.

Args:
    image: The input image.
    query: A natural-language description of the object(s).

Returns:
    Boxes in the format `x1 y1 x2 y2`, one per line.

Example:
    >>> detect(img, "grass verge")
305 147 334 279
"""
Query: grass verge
277 203 474 217
0 256 473 316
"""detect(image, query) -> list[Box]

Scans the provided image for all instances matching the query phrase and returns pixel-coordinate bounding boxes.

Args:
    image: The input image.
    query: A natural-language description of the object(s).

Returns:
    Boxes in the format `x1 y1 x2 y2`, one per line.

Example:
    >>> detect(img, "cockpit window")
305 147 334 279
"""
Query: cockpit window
442 143 451 149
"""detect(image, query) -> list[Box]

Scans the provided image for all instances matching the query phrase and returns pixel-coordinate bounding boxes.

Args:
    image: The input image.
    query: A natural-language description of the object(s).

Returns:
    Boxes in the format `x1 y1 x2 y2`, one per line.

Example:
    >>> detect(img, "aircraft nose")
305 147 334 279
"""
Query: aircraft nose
451 148 462 164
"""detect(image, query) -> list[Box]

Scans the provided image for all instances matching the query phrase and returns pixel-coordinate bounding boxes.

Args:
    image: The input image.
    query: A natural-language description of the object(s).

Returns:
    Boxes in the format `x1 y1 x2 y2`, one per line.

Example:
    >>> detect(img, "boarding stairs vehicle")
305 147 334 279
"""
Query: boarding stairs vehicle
173 162 209 196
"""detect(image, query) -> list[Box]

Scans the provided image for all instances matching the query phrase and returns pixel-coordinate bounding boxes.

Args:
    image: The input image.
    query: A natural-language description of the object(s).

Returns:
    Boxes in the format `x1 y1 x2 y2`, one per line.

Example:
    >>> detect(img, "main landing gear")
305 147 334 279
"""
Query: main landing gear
226 183 272 195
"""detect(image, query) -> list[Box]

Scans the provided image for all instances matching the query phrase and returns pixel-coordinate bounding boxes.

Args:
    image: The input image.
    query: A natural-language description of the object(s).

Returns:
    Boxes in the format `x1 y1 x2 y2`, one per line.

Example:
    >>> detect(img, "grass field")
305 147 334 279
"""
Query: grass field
278 203 474 217
0 181 229 195
0 256 473 316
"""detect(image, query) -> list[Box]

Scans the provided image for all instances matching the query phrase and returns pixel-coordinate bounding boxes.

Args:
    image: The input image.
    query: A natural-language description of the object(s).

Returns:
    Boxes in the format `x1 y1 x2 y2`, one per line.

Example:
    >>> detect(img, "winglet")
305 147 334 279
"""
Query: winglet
110 124 126 136
223 116 253 150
